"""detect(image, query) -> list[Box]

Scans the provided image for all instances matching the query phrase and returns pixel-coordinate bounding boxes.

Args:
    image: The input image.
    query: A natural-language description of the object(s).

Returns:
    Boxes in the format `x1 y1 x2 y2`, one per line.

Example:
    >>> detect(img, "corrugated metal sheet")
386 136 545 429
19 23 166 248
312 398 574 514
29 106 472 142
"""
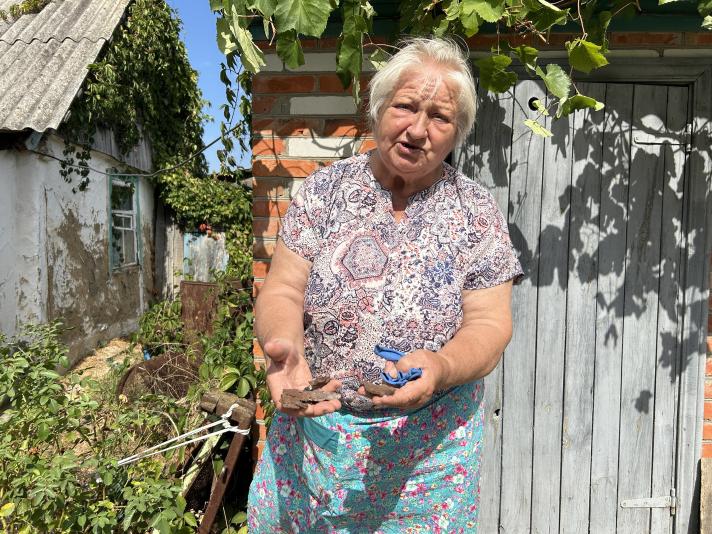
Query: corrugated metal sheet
0 0 131 132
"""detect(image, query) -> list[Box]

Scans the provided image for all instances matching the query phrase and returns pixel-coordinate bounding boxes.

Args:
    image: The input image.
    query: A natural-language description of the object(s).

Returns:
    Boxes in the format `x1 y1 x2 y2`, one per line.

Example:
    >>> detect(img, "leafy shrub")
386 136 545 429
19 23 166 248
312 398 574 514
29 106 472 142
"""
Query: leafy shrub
0 323 198 533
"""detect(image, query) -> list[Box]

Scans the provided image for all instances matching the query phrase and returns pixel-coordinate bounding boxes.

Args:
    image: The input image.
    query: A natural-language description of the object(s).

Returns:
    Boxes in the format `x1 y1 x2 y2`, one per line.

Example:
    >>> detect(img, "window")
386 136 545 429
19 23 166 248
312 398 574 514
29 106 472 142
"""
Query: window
110 177 138 269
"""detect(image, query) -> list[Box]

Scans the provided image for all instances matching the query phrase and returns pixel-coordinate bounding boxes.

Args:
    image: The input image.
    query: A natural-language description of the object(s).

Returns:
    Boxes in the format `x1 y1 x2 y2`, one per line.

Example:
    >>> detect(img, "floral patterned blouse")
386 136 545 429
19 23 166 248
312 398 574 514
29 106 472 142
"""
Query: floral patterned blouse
279 152 522 411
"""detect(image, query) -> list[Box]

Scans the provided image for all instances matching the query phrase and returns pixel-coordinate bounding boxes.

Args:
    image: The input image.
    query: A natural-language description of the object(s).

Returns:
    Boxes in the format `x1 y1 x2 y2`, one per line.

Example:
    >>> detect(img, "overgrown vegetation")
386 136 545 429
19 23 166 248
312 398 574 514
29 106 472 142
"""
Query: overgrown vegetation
0 0 51 22
213 0 711 136
0 323 200 532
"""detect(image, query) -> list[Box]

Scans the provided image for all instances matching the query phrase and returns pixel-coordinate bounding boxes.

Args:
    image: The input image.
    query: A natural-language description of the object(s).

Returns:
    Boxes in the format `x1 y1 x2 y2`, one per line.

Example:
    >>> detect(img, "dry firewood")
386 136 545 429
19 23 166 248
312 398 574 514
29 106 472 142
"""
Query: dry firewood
361 381 397 397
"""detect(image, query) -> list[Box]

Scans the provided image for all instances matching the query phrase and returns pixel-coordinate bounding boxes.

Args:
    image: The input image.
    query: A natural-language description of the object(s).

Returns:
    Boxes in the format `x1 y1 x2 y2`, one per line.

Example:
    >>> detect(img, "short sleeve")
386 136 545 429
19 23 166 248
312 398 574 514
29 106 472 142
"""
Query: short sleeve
462 190 523 290
278 167 332 262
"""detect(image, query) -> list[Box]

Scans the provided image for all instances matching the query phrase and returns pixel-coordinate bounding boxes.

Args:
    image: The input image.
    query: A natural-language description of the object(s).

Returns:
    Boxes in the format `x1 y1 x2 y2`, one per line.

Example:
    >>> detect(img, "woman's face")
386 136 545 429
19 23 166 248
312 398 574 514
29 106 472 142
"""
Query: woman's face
373 68 459 187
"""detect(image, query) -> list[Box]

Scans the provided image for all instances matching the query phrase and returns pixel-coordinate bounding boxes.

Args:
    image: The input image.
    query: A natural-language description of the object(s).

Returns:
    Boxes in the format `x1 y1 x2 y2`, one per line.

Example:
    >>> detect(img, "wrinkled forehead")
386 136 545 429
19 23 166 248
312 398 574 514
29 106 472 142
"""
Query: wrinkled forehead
397 67 456 102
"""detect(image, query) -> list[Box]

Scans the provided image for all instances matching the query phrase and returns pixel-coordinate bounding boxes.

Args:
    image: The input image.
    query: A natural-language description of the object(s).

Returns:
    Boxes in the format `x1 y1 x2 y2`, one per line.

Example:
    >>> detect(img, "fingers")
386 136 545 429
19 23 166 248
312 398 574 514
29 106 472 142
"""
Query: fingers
279 398 342 417
384 361 399 378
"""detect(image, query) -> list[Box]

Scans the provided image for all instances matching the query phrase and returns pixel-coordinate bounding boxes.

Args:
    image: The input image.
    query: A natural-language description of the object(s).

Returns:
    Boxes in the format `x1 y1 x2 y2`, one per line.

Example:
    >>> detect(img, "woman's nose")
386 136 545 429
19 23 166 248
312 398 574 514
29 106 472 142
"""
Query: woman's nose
406 112 428 139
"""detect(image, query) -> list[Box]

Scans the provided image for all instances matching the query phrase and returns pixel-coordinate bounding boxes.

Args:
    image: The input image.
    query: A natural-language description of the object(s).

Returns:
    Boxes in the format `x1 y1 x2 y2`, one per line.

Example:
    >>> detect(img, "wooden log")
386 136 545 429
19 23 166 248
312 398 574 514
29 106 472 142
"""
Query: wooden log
199 389 255 426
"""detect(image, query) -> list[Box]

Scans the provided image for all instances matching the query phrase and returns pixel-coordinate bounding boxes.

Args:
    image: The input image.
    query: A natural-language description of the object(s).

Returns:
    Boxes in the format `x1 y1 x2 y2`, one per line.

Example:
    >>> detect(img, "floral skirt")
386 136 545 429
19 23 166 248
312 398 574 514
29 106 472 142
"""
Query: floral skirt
248 380 484 533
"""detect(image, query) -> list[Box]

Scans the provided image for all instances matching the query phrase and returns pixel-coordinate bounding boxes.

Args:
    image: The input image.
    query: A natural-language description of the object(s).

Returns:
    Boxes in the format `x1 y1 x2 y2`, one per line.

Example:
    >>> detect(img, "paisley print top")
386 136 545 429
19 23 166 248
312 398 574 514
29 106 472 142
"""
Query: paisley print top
279 153 522 411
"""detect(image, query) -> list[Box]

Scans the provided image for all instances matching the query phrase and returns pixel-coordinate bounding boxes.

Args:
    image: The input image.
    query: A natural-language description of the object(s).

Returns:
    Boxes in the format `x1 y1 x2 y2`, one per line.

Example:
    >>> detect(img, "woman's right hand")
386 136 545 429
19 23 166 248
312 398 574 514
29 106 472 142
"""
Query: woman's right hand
264 338 342 417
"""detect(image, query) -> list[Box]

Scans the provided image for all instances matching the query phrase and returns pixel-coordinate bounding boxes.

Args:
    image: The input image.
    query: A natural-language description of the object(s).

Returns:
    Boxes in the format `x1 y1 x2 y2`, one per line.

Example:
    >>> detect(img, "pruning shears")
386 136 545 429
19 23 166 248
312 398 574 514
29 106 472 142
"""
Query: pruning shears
374 345 423 387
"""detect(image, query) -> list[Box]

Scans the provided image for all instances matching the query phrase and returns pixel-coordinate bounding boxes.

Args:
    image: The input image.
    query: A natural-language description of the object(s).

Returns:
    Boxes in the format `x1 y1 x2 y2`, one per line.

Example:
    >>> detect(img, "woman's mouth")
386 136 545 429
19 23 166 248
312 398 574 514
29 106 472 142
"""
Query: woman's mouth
397 141 422 154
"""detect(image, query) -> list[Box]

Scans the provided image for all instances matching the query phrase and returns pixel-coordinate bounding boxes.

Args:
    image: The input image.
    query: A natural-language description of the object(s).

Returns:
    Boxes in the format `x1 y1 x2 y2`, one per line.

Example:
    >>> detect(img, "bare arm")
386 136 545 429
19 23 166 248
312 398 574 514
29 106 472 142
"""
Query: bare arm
370 281 514 409
255 239 341 416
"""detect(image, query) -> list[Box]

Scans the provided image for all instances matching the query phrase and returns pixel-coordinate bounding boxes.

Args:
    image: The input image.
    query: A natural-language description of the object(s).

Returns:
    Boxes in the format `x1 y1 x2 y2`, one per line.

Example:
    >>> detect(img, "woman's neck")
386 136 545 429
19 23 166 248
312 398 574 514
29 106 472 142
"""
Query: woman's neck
368 152 443 200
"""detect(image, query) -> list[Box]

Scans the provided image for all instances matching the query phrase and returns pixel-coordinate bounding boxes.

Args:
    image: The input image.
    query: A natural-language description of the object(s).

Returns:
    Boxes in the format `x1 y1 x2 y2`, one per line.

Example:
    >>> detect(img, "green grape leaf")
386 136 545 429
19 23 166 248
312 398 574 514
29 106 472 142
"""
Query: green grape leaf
216 17 237 55
336 33 362 87
703 15 712 29
567 39 609 74
587 11 612 51
528 6 568 31
556 94 604 118
368 48 389 70
535 63 570 99
276 30 305 68
233 24 266 73
459 11 480 36
247 0 277 17
461 0 505 22
220 374 239 391
536 0 560 9
444 0 461 20
210 0 224 11
475 54 517 93
274 0 333 37
510 45 538 72
524 118 553 137
701 0 712 17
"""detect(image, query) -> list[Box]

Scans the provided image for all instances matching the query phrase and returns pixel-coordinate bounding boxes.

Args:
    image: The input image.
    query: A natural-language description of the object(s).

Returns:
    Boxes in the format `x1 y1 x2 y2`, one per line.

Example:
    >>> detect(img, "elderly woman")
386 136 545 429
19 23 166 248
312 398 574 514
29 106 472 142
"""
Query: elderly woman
248 37 522 532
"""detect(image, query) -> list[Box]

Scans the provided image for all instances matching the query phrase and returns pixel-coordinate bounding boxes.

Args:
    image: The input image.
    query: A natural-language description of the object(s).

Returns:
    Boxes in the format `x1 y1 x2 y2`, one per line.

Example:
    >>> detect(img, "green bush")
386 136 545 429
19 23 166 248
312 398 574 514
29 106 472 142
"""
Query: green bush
0 323 198 533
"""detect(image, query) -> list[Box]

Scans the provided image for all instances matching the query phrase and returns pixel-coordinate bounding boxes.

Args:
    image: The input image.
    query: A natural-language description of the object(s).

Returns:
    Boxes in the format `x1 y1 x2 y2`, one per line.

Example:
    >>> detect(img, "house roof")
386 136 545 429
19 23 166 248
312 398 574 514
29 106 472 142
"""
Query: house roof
0 0 131 133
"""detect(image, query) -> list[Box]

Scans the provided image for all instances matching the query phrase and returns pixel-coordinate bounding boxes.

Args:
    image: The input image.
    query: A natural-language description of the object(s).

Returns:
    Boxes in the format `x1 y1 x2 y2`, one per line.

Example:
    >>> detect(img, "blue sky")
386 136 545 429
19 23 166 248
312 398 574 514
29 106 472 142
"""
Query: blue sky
166 0 250 171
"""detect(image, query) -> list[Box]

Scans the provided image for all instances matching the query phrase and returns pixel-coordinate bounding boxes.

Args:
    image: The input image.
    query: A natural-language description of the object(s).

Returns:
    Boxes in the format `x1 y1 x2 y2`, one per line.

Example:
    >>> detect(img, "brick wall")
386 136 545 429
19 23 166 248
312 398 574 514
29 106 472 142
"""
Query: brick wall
250 33 712 460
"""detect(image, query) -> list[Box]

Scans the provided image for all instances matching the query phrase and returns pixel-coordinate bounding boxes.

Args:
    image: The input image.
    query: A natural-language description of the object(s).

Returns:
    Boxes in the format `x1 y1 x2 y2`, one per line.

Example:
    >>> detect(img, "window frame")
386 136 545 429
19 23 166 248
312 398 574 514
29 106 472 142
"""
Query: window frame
108 175 140 271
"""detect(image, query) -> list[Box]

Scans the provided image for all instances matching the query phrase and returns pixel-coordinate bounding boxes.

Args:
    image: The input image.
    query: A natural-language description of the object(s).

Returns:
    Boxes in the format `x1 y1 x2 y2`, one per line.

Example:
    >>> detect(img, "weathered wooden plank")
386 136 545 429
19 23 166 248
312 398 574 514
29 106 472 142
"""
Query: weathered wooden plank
559 82 607 534
500 79 546 534
468 89 516 533
650 85 688 534
530 88 575 534
589 83 634 534
616 83 668 534
675 66 712 534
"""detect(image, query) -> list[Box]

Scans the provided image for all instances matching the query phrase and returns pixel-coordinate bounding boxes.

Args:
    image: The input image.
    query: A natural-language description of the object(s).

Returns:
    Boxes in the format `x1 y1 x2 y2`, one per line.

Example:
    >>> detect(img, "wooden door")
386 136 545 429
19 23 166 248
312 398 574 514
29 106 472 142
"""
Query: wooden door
454 79 703 533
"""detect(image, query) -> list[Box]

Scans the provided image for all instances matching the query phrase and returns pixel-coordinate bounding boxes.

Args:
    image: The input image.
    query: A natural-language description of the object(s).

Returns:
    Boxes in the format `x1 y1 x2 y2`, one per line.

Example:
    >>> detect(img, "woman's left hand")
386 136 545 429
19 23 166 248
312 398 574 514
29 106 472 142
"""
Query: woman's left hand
362 349 450 410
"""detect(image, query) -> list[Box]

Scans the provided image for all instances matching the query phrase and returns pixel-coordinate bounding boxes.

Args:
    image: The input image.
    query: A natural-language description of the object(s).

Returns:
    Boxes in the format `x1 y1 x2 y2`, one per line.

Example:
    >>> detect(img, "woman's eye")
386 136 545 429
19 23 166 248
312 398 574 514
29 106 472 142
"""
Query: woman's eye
394 103 412 111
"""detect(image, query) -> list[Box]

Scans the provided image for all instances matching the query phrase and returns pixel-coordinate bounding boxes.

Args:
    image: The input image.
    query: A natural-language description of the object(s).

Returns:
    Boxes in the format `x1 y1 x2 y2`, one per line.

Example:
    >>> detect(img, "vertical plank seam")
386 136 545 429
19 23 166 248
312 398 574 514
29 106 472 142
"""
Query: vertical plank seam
615 83 636 534
588 81 609 531
557 83 578 534
499 85 518 533
648 84 671 534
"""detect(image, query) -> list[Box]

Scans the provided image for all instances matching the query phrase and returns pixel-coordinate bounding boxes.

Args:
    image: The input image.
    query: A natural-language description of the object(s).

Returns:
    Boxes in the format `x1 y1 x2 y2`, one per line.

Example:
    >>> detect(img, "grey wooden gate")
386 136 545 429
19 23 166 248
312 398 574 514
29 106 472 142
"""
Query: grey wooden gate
454 67 712 534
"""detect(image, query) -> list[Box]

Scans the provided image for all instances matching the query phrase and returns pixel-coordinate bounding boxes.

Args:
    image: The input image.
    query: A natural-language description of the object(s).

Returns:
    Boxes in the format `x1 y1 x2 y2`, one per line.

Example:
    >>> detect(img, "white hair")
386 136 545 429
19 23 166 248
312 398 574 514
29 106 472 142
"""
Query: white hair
368 37 477 147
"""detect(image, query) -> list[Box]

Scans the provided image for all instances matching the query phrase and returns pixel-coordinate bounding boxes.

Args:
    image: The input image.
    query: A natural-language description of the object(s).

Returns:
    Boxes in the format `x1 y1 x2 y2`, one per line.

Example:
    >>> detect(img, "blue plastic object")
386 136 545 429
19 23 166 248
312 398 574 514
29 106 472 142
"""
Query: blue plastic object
374 345 423 387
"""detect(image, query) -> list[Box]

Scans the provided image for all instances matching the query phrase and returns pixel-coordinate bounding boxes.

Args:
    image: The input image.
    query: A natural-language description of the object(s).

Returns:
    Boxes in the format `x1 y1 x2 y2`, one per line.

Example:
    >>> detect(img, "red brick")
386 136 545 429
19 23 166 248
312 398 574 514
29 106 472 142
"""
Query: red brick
706 357 712 376
252 137 285 156
703 443 712 458
253 356 266 370
705 422 712 440
253 118 322 137
705 401 712 420
253 280 263 298
253 239 276 259
255 401 265 420
253 260 271 279
301 39 318 49
318 73 372 93
706 379 712 400
707 337 712 355
610 32 682 47
252 95 278 115
688 32 712 46
253 74 316 94
253 338 264 357
359 139 377 153
323 118 371 137
545 33 579 47
252 177 296 198
253 199 291 217
318 37 339 49
253 159 325 177
253 216 281 238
